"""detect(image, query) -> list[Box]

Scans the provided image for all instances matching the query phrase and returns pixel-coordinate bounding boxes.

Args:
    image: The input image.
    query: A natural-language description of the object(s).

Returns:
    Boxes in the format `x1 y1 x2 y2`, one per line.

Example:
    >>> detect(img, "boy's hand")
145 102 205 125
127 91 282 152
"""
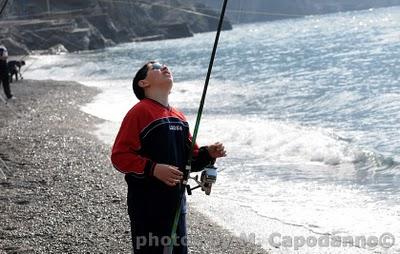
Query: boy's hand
153 164 183 187
207 142 227 158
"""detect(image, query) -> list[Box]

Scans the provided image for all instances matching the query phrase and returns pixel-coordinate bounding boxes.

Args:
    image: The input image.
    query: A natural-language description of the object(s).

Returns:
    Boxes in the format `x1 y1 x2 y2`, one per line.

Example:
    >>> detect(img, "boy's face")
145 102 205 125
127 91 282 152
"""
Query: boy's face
140 62 173 94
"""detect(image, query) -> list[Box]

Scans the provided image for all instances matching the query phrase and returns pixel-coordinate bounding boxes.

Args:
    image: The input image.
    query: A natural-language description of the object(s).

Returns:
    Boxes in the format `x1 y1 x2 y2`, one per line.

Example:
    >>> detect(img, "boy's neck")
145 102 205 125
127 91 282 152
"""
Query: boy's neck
145 93 169 108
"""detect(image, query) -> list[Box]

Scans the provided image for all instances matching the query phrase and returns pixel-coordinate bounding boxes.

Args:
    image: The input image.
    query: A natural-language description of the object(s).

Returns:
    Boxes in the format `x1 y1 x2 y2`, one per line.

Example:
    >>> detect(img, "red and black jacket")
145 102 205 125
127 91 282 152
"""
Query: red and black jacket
111 98 213 217
111 98 213 176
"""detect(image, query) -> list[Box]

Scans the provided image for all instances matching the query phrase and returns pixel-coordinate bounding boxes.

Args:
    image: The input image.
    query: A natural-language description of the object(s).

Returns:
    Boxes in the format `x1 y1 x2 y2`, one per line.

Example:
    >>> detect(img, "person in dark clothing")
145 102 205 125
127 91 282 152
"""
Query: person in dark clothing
0 45 14 99
111 61 226 254
8 60 26 83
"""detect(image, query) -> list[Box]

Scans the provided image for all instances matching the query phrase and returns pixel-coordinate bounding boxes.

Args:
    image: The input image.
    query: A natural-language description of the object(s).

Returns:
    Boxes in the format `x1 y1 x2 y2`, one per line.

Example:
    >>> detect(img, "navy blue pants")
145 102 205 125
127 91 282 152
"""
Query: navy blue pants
128 209 187 254
126 180 188 254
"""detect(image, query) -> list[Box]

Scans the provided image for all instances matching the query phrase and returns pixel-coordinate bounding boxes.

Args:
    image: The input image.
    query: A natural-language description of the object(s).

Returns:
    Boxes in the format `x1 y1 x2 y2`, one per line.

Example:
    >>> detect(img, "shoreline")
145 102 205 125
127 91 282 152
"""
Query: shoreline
0 80 268 253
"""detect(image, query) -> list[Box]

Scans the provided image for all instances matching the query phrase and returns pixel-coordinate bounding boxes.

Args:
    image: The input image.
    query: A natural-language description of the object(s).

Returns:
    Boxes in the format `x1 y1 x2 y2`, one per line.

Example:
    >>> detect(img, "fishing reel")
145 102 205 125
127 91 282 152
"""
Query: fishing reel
186 165 218 196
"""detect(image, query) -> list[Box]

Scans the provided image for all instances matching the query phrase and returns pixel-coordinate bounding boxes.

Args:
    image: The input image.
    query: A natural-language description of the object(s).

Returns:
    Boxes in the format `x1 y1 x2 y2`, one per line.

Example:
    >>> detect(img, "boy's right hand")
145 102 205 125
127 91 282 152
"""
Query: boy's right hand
153 164 183 187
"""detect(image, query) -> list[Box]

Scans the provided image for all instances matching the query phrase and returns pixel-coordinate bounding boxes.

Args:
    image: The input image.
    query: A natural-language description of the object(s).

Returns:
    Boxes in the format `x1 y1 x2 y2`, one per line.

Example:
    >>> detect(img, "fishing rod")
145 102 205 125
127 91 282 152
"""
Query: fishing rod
167 0 229 253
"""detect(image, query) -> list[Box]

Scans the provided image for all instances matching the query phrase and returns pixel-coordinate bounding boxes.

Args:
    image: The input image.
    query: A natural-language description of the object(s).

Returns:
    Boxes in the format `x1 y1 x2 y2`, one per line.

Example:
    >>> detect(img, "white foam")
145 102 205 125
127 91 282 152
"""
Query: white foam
195 116 367 169
80 80 137 123
190 174 400 253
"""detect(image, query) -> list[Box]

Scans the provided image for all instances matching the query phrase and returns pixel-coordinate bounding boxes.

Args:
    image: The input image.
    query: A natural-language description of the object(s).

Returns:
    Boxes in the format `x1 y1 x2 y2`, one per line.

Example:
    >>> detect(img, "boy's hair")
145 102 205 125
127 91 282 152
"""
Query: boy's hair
132 61 155 100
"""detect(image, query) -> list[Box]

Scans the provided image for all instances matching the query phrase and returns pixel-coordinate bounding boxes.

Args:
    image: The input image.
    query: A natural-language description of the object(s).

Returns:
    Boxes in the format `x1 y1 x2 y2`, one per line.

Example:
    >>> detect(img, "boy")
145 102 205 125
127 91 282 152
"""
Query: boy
111 61 226 254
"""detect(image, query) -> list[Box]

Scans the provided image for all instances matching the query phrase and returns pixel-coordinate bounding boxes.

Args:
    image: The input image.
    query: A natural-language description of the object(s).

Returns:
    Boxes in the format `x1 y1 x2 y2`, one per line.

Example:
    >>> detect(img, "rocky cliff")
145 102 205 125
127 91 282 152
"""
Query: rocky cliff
0 0 232 55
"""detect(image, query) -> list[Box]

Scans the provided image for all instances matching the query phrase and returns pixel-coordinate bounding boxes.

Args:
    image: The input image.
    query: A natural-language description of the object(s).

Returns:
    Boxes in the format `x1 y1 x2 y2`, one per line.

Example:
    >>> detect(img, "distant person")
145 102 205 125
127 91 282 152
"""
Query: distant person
8 60 26 83
0 45 14 100
111 61 226 253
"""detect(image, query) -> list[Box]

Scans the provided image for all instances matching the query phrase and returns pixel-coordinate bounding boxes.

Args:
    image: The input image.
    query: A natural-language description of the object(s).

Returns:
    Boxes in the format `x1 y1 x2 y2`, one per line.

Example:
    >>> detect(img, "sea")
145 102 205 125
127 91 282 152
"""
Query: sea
23 6 400 254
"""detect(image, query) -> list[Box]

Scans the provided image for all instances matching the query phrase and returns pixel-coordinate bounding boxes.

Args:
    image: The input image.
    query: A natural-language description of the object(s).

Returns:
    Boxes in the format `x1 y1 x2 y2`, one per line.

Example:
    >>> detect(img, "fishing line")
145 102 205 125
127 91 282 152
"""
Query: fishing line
198 7 305 18
97 0 220 19
98 0 304 19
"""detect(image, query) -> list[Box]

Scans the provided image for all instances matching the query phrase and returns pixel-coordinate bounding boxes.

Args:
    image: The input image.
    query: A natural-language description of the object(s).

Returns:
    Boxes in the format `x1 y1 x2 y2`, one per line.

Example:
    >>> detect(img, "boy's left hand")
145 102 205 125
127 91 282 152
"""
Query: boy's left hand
207 142 227 158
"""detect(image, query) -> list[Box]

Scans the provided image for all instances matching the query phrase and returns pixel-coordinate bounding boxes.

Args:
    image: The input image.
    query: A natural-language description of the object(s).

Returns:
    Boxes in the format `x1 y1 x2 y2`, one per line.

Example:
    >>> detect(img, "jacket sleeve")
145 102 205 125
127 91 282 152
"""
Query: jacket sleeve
111 109 155 177
187 135 215 172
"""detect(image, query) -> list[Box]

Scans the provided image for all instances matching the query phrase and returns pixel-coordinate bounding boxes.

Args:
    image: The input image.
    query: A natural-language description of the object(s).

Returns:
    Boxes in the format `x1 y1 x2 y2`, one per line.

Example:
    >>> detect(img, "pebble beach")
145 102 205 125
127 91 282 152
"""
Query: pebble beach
0 80 268 254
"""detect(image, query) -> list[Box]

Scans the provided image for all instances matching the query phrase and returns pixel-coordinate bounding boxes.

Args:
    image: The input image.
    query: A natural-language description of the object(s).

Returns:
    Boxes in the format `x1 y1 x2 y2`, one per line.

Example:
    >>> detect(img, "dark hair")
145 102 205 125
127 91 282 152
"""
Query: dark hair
132 61 155 100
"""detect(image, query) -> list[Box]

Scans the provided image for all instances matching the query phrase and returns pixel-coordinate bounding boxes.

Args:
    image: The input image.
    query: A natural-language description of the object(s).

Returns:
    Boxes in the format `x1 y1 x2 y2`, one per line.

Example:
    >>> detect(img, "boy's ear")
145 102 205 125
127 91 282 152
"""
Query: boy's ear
138 80 149 88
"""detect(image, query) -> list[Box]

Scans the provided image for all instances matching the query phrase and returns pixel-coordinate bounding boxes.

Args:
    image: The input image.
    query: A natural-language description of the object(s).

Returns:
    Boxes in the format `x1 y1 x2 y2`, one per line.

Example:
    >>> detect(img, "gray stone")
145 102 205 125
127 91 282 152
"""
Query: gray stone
159 23 193 39
47 44 69 55
86 14 129 43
